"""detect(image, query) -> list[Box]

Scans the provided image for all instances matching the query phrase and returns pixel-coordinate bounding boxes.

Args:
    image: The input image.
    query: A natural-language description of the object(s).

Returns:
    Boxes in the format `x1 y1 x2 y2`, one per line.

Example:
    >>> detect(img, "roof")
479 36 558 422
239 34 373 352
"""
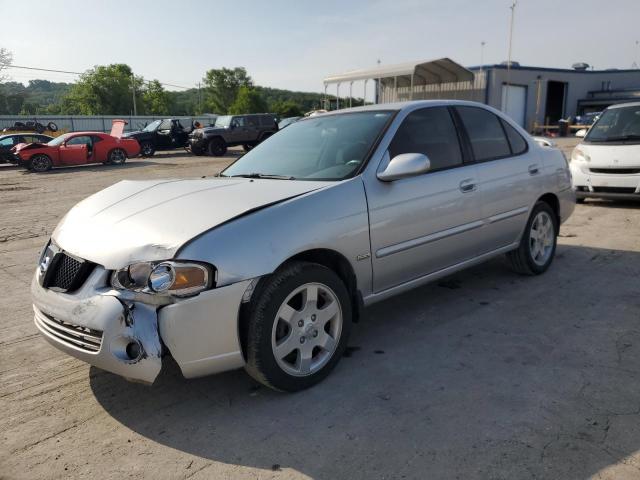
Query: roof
469 64 640 75
310 99 490 114
324 58 474 85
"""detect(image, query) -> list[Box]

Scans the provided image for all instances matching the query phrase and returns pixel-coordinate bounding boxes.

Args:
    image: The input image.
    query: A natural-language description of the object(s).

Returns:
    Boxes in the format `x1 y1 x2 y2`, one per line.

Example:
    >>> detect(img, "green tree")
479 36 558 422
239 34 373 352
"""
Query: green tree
270 100 303 118
60 64 143 115
228 86 268 114
203 67 252 113
142 80 171 115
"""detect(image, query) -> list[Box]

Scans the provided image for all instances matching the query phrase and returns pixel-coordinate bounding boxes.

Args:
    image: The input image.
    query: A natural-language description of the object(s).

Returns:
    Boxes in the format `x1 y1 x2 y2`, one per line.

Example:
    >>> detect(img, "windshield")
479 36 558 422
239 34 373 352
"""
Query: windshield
47 134 70 146
585 105 640 142
143 120 162 132
215 116 232 127
221 111 393 181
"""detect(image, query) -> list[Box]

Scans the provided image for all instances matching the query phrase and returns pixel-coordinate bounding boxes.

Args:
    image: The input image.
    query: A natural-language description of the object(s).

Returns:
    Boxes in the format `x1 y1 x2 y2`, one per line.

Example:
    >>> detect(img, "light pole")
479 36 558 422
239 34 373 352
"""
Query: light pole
634 40 639 69
131 73 137 116
480 41 486 72
504 1 517 112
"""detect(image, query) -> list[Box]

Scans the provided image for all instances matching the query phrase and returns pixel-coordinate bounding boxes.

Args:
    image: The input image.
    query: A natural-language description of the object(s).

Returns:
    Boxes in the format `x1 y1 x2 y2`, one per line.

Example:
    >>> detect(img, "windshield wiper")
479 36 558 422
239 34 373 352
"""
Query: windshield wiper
228 173 295 180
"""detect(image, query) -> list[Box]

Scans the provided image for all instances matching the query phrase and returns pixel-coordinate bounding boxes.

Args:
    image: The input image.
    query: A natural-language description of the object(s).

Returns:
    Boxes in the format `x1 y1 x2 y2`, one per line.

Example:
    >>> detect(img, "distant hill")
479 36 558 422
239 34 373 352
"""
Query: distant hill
0 80 347 116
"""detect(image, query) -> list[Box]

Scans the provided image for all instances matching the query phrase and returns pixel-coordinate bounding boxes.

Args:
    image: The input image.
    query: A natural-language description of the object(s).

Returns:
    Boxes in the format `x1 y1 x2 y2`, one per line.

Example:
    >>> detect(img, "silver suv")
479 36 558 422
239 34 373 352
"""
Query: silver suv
31 101 574 392
188 113 278 156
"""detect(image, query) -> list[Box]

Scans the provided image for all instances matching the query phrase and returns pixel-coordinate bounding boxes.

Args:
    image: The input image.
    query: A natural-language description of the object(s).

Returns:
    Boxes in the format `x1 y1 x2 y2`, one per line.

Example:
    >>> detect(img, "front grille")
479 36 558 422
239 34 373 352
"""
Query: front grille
35 309 103 352
590 168 640 174
43 252 95 293
592 187 637 194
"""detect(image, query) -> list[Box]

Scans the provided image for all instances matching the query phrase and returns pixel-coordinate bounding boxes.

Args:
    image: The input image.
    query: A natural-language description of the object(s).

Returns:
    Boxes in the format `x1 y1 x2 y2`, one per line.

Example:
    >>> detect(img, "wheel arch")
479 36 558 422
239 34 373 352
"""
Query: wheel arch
537 192 560 225
238 248 364 362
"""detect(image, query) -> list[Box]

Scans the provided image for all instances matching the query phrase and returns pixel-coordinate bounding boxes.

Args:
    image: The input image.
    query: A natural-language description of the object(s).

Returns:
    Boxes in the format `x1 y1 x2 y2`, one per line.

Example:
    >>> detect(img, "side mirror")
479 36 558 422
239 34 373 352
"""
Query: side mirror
377 152 431 182
575 129 587 138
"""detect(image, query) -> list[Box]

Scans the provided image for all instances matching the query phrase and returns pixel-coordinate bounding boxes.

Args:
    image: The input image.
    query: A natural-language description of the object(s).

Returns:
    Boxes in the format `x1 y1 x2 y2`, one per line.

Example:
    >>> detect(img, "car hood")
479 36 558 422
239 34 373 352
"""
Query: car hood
14 142 48 152
53 178 331 268
579 142 640 167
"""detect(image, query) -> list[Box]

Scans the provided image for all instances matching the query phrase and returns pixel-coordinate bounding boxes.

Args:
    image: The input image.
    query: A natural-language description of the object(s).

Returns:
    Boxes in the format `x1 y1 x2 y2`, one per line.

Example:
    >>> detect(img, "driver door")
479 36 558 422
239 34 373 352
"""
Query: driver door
59 135 91 165
155 119 173 149
366 107 483 293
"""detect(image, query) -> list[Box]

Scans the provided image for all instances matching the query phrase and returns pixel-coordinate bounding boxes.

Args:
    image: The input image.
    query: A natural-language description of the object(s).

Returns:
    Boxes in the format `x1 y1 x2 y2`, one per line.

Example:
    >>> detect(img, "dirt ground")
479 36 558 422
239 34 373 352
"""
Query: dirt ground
1 140 640 479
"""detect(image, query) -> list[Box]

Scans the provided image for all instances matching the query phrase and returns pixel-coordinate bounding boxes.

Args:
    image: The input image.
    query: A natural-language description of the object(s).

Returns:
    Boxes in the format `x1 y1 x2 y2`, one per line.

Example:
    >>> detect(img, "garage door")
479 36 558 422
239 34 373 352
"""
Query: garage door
501 85 527 127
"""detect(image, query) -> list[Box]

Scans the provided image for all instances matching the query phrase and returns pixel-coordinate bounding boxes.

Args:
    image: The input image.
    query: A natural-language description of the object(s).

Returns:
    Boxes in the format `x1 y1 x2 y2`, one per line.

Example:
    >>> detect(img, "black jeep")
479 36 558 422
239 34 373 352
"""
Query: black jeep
123 118 193 156
188 114 278 156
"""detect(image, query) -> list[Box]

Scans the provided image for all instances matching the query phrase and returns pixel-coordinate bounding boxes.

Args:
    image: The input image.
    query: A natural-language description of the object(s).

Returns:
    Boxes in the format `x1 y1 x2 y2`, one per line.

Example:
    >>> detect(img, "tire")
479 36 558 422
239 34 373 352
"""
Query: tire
139 141 155 157
242 143 254 152
29 154 53 172
47 122 58 132
107 148 127 165
507 201 558 275
244 261 352 392
207 137 227 157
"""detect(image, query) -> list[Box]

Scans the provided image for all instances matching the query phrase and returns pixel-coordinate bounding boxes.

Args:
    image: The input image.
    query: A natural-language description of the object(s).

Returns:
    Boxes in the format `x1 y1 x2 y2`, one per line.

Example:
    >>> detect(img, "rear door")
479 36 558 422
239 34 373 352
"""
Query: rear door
454 106 540 253
59 135 91 165
366 106 483 292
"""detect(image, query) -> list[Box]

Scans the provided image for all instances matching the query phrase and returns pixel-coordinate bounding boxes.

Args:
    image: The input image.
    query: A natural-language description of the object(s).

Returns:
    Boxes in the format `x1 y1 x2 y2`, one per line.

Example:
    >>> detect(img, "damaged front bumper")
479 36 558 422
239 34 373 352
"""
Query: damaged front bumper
31 268 163 383
32 264 252 384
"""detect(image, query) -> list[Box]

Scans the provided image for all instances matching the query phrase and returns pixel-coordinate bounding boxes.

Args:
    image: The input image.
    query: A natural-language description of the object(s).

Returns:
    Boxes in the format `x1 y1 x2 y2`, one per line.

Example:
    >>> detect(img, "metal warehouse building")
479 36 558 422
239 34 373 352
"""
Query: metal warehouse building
324 58 640 132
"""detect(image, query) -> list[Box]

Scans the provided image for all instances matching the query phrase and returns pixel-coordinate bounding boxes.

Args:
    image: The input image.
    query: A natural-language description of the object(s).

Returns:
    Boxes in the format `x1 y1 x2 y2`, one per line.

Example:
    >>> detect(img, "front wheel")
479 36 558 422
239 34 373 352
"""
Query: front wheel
107 148 127 165
29 154 52 172
244 262 352 392
507 201 558 275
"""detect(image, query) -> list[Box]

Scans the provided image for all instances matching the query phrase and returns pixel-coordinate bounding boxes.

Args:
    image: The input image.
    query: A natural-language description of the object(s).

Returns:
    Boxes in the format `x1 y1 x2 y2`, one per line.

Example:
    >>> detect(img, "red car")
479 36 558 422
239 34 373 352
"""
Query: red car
13 121 140 172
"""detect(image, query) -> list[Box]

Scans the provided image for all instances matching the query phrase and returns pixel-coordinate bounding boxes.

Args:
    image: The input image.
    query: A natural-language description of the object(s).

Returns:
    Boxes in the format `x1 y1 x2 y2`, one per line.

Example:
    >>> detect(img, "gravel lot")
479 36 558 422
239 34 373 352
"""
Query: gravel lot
1 140 640 479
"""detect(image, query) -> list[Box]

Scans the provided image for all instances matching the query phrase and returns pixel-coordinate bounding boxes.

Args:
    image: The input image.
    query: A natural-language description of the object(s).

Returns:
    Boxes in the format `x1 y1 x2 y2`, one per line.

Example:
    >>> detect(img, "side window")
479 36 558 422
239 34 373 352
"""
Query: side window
455 107 511 161
66 136 92 146
0 137 16 146
388 107 462 171
500 119 527 155
158 119 172 130
92 135 104 143
246 116 259 127
261 115 276 126
232 116 246 127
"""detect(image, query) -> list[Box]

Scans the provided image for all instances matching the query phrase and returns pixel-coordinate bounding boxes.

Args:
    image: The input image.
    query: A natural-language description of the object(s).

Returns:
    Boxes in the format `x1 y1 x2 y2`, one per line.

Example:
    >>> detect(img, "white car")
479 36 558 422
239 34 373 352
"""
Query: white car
571 102 640 202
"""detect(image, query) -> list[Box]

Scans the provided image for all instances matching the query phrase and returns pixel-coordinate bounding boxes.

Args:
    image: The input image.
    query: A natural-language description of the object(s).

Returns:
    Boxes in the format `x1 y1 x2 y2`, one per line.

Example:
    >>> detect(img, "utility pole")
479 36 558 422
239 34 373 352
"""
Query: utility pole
634 40 639 69
131 73 137 116
504 1 517 112
480 41 486 73
197 82 202 113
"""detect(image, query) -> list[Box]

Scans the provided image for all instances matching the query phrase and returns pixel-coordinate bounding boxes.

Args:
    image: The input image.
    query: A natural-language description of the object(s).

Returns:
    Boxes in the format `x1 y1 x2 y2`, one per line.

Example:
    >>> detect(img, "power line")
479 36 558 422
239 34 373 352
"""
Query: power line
6 64 193 90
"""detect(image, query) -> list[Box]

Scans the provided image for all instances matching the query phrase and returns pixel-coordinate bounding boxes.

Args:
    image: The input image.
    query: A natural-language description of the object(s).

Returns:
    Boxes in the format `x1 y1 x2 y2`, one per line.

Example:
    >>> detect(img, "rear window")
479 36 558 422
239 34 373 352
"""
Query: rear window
260 115 276 126
456 107 511 161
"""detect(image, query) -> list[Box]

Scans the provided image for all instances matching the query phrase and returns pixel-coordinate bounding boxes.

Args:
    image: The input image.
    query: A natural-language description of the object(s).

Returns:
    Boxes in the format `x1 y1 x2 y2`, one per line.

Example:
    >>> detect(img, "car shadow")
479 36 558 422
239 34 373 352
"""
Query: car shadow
19 160 170 175
90 244 640 478
580 198 640 209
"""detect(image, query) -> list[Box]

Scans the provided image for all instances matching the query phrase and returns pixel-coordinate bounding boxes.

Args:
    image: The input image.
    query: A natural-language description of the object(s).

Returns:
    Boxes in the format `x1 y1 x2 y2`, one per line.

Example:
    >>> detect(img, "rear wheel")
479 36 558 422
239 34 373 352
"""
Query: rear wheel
29 154 52 172
107 148 127 165
140 141 155 157
207 138 227 157
244 262 352 392
507 201 558 275
242 143 254 152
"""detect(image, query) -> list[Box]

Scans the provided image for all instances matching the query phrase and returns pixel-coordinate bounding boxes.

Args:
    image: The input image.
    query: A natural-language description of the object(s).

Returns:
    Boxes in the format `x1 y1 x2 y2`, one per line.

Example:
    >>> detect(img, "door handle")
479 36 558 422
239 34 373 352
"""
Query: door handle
528 164 540 175
459 179 476 193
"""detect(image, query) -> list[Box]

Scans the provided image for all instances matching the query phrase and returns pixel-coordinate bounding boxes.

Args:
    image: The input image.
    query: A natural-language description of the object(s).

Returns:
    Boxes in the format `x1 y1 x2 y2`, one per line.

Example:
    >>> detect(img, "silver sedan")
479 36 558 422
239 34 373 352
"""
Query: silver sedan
31 100 575 391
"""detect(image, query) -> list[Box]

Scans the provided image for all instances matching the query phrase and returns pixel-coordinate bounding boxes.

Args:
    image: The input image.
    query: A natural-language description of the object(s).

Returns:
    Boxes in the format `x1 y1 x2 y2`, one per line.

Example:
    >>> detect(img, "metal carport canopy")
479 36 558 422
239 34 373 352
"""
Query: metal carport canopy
323 58 474 86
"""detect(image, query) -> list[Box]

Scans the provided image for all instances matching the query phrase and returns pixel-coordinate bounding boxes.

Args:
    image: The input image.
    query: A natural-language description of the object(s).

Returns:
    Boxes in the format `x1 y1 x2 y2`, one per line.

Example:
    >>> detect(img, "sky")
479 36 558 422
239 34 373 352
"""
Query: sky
2 0 638 100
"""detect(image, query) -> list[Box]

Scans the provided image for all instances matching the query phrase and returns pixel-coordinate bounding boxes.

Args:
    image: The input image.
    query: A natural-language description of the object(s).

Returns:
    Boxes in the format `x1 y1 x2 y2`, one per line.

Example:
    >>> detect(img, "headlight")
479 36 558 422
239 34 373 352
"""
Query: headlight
571 148 590 163
111 261 213 297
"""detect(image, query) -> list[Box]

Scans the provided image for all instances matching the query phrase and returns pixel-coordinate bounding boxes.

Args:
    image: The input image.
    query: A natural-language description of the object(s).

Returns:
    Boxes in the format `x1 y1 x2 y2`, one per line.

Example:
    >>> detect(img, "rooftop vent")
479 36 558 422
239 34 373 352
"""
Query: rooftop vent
572 62 590 71
501 61 520 67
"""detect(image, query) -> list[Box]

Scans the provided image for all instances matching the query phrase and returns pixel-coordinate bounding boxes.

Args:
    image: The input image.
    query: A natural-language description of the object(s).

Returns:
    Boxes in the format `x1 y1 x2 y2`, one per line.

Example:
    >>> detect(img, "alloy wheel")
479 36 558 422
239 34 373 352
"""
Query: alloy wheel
271 282 342 377
529 211 555 266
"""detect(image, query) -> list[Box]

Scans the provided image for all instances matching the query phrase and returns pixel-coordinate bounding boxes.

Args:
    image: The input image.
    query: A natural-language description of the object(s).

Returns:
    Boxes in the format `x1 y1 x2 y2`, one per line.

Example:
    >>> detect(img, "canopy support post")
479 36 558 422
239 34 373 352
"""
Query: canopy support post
363 79 367 105
349 81 353 108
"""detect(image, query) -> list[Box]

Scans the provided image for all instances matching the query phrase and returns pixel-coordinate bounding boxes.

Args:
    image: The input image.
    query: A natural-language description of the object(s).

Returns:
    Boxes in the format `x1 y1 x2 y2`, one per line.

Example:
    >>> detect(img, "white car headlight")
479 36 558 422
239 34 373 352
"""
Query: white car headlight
571 148 590 163
111 261 213 297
